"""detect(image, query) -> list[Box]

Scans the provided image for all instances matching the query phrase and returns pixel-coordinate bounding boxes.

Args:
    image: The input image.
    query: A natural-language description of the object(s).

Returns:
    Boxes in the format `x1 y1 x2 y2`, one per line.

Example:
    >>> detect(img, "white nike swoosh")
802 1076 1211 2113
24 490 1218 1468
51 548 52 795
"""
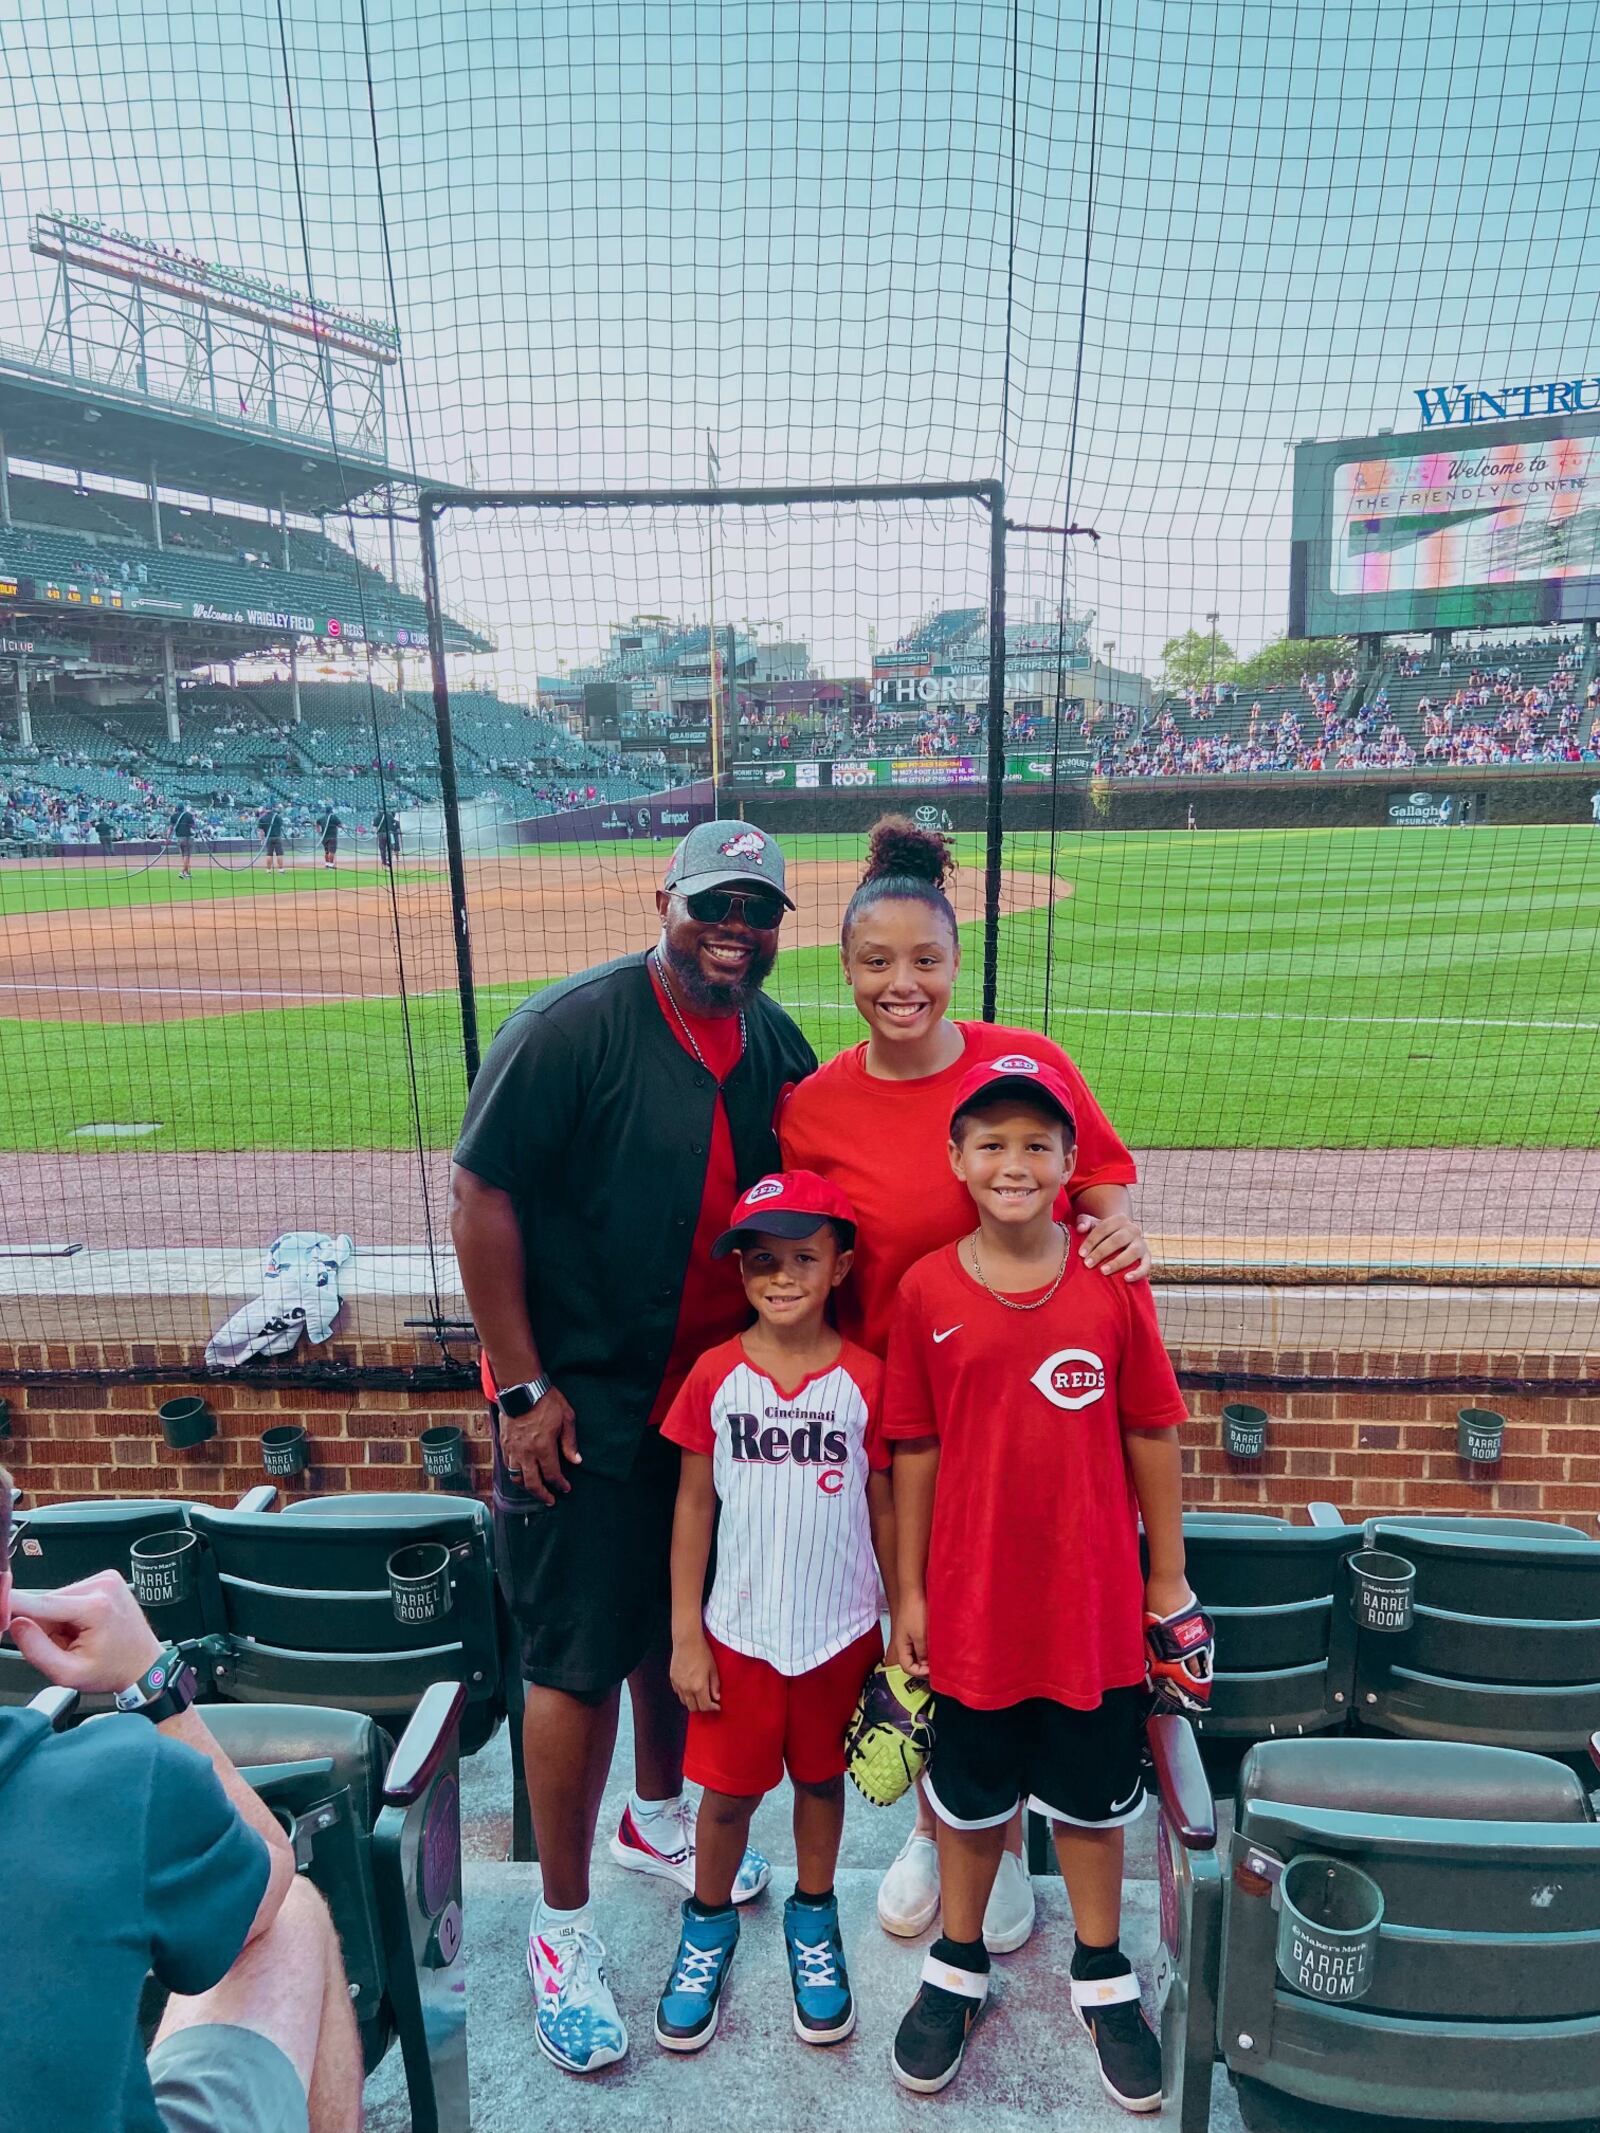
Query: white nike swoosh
932 1325 962 1344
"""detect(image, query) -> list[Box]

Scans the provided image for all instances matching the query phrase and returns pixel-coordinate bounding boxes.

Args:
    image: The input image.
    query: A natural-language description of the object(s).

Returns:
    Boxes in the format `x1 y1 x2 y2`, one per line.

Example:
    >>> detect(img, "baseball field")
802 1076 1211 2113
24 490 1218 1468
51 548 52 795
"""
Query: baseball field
1 824 1597 1156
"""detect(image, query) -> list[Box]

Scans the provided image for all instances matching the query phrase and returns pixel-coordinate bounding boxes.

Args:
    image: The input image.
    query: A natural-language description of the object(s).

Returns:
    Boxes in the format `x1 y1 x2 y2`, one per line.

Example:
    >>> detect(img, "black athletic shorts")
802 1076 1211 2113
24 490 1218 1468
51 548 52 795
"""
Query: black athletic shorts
923 1685 1148 1830
490 1407 680 1694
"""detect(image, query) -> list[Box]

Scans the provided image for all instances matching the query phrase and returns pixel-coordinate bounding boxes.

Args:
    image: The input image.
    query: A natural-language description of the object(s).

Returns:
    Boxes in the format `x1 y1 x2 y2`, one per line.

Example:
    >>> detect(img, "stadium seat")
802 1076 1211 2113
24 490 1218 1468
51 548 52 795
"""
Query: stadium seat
33 1678 470 2133
1152 1721 1600 2132
1352 1519 1600 1764
0 1499 210 1706
1181 1513 1360 1760
187 1498 506 1760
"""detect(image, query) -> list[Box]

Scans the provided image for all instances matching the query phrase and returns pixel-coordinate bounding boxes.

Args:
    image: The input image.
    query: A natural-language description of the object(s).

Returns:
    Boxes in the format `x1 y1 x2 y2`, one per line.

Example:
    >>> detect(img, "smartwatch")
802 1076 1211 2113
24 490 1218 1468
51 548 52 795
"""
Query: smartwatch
115 1645 201 1725
497 1375 552 1420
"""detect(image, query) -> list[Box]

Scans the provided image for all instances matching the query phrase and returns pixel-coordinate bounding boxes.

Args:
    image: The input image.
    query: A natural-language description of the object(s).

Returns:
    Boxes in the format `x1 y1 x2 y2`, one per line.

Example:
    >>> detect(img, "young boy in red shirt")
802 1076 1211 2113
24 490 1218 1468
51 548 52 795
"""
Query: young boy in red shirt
885 1056 1203 2111
656 1172 893 2054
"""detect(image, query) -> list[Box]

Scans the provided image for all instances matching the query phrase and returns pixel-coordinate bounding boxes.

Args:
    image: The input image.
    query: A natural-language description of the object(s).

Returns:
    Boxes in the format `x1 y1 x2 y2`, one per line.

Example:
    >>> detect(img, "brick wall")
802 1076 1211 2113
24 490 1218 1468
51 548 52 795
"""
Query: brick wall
3 1335 1597 1527
0 1337 489 1507
1177 1345 1600 1528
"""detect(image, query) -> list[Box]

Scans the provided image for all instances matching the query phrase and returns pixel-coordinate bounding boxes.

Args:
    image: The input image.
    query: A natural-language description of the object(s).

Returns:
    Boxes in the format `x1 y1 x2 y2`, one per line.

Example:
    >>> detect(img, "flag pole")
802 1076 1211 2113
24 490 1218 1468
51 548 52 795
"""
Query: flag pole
706 428 722 792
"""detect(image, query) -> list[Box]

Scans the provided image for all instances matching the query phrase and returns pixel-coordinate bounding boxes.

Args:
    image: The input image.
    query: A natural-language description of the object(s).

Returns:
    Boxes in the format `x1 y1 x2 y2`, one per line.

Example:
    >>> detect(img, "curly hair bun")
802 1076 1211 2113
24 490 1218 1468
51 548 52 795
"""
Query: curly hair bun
861 813 954 890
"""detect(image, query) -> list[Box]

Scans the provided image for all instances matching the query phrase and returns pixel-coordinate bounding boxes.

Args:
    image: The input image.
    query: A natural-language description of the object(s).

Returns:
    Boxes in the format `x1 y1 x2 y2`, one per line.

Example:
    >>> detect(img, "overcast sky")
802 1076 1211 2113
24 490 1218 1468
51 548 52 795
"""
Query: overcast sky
2 0 1597 677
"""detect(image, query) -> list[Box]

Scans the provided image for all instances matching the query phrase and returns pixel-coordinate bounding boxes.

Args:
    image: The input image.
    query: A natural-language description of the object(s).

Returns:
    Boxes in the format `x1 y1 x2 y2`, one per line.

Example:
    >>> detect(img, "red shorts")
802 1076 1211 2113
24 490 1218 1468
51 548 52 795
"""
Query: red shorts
685 1625 884 1796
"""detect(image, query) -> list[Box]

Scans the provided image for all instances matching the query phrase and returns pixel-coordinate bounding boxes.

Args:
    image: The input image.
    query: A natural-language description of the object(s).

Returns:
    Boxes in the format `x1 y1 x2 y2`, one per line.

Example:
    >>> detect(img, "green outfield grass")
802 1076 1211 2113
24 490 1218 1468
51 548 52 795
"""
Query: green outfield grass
3 825 1597 1152
0 859 444 916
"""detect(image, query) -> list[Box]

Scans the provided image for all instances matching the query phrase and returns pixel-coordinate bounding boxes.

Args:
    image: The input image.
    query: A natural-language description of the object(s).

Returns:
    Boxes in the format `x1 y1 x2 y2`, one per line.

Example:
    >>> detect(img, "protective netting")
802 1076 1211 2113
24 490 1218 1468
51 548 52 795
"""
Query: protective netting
0 2 1595 1360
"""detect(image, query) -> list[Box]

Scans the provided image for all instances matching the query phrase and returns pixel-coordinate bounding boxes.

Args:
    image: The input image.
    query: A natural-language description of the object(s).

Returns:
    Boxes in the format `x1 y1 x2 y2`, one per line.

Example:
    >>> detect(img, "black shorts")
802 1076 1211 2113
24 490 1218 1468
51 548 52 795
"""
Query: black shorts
924 1685 1148 1831
265 836 285 856
491 1408 680 1695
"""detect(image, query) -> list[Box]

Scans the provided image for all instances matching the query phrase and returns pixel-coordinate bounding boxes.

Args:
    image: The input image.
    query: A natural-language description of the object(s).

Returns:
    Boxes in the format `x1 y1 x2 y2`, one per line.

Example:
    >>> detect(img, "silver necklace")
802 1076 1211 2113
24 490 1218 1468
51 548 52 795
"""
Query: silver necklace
967 1221 1070 1311
654 949 747 1083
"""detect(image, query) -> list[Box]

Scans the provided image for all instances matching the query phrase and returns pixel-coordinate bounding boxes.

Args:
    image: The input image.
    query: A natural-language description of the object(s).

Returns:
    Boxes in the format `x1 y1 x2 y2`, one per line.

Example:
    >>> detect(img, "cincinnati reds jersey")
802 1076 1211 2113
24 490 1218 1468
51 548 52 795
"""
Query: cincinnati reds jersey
663 1334 887 1675
883 1241 1187 1710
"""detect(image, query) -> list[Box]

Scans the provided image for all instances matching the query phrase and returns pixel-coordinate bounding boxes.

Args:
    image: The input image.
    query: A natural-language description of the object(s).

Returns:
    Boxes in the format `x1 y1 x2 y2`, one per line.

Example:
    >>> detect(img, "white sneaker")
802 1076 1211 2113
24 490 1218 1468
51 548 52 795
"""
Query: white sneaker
609 1797 771 1904
527 1917 628 2073
877 1829 941 1937
983 1847 1037 1954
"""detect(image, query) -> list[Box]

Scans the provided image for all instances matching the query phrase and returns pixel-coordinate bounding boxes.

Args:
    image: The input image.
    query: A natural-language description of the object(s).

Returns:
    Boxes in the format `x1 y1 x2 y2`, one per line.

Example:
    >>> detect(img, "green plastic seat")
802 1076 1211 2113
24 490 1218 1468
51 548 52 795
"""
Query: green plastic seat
1181 1517 1359 1750
0 1499 206 1707
188 1500 505 1760
1150 1722 1600 2132
1354 1520 1600 1761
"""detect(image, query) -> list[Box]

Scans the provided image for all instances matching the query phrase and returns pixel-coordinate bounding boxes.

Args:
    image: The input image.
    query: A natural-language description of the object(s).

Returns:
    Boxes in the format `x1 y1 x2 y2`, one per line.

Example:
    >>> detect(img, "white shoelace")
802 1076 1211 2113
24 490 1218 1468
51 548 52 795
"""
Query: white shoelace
672 1942 723 1998
793 1937 840 1989
538 1924 609 2008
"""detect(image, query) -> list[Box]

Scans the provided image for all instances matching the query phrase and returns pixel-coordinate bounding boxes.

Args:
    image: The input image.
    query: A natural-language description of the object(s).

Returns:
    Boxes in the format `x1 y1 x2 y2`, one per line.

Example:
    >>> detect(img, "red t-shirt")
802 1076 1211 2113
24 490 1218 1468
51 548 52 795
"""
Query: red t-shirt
778 1023 1136 1355
882 1239 1186 1710
480 968 748 1415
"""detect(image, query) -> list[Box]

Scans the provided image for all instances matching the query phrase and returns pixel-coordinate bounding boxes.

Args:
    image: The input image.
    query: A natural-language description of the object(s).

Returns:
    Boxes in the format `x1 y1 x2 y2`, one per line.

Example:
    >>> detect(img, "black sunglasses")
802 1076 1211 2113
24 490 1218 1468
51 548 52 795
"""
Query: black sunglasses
684 887 787 930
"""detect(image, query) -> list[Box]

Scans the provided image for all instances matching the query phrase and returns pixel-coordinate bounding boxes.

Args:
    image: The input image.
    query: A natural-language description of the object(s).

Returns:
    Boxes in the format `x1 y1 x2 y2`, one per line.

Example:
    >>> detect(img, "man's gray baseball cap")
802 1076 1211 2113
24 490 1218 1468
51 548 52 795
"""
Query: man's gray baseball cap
662 820 794 908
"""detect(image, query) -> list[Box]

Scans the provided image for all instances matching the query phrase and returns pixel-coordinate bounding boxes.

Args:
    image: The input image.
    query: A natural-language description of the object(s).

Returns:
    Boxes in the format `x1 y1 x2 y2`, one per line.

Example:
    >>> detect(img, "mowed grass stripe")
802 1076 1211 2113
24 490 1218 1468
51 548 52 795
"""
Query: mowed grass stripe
0 825 1596 1151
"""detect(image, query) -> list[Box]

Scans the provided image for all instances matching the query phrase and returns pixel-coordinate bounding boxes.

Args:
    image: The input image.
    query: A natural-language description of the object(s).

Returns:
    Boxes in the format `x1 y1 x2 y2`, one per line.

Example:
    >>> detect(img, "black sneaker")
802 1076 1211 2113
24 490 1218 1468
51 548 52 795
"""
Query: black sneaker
1071 1968 1162 2114
890 1946 990 2094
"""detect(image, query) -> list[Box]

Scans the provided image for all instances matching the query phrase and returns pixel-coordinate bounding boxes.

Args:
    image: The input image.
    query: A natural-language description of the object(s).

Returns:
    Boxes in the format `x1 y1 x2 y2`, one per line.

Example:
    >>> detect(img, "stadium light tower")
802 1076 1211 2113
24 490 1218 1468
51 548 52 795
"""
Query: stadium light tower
1206 610 1220 687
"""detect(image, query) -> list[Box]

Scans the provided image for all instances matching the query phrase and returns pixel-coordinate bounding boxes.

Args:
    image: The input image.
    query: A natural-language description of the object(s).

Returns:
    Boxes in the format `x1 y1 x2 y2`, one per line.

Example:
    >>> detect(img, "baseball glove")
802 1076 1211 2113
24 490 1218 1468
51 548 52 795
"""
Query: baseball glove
843 1661 936 1807
1144 1600 1216 1716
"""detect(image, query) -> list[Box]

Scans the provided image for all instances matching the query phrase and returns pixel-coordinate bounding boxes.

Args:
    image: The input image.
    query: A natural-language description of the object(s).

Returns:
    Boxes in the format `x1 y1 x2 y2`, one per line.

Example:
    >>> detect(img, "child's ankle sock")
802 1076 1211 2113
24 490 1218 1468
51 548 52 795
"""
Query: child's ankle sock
930 1932 991 1975
1071 1933 1130 1980
685 1894 736 1921
792 1884 835 1907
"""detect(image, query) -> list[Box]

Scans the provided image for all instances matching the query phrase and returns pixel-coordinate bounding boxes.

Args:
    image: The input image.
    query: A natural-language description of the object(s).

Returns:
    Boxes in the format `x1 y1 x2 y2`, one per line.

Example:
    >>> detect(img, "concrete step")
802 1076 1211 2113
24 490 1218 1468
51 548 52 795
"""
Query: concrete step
364 1858 1246 2133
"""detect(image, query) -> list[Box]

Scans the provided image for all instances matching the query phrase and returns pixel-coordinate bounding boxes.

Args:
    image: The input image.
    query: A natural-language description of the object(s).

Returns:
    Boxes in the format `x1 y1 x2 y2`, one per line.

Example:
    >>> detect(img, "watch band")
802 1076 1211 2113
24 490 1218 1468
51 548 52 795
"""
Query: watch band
498 1375 551 1418
115 1646 200 1724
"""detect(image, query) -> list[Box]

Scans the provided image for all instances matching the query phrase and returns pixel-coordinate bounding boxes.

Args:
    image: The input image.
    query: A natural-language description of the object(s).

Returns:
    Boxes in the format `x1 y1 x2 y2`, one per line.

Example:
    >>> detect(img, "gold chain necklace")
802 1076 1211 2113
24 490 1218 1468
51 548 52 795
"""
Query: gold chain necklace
654 950 747 1085
967 1221 1071 1311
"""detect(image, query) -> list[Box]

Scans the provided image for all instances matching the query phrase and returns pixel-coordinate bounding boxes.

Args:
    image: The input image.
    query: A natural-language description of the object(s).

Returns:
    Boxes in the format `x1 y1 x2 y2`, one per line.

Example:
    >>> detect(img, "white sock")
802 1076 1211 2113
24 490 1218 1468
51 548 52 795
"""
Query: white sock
630 1788 685 1824
533 1895 592 1936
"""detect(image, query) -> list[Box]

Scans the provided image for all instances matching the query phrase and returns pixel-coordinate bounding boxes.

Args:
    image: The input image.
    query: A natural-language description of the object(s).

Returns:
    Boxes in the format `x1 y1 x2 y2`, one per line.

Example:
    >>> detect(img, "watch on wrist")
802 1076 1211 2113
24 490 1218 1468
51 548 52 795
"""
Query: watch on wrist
114 1645 200 1724
497 1375 551 1419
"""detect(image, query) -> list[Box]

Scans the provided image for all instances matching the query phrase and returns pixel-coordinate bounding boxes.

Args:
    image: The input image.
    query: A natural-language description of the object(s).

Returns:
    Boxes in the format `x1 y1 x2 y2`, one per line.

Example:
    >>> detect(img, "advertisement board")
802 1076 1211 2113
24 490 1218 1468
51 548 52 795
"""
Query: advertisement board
1387 789 1456 826
1291 407 1600 635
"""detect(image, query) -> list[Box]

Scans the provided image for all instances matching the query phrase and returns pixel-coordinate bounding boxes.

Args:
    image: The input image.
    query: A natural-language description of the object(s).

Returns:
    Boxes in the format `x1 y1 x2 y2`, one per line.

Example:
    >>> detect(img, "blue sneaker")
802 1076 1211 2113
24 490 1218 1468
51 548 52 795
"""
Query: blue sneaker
654 1901 739 2053
783 1893 855 2044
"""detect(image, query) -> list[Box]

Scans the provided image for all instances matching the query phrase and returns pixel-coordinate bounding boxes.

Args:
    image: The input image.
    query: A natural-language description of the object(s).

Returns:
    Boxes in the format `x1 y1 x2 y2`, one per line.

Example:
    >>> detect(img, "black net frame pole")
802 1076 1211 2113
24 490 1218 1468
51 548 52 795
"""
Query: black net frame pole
417 495 482 1085
981 479 1007 1022
415 476 1007 1056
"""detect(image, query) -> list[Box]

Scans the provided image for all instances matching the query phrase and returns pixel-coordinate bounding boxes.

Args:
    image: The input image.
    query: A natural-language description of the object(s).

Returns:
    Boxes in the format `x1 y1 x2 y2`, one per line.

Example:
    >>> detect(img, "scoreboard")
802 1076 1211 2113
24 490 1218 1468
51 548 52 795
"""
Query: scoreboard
1290 407 1600 637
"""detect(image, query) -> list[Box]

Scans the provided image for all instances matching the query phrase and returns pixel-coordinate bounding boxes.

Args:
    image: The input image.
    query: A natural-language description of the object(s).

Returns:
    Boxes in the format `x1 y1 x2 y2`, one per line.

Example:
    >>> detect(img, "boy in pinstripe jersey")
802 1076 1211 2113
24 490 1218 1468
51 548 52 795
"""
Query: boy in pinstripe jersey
655 1172 894 2054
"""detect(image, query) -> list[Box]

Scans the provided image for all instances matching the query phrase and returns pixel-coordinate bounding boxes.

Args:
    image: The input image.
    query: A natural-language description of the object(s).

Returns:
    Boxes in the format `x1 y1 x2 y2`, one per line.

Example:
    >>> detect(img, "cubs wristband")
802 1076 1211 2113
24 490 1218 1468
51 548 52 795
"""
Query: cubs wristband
1143 1601 1215 1715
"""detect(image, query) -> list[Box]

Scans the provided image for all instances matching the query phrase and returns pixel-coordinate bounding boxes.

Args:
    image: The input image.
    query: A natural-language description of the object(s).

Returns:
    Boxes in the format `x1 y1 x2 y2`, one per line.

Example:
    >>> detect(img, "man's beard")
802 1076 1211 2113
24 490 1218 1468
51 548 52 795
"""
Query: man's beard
660 931 778 1015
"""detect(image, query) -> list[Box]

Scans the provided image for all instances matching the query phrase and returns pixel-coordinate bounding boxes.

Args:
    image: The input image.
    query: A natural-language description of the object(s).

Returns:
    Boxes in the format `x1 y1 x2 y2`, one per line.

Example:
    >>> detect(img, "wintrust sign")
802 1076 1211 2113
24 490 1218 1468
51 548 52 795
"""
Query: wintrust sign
1415 379 1600 427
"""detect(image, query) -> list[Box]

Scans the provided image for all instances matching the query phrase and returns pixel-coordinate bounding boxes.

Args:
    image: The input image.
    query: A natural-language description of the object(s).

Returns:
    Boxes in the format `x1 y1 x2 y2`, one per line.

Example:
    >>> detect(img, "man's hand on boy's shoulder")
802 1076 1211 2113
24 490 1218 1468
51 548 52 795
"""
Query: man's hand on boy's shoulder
1075 1210 1151 1282
670 1630 722 1713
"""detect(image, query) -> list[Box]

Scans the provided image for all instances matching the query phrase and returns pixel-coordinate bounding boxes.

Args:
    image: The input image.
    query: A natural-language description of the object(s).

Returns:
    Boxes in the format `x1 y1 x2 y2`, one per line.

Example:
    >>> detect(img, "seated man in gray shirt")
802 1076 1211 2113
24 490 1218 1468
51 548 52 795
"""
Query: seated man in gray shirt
0 1474 363 2133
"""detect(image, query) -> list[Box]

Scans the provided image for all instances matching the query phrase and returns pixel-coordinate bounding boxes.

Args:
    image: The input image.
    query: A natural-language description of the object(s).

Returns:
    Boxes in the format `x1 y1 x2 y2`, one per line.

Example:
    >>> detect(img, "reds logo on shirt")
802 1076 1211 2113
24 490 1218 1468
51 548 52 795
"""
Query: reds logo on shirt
1028 1347 1107 1411
719 829 767 861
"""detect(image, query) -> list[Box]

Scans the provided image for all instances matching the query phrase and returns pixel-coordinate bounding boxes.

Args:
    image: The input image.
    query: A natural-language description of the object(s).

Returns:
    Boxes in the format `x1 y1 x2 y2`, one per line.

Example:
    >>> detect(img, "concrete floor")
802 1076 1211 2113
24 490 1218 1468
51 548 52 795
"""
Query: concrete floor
362 1707 1248 2132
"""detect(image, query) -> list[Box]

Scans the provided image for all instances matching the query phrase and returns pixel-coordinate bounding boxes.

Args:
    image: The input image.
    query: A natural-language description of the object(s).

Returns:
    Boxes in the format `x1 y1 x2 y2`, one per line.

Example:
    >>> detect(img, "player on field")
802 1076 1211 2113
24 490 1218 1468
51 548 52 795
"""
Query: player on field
654 1172 892 2057
257 804 287 874
884 1055 1203 2112
317 803 342 869
170 802 197 879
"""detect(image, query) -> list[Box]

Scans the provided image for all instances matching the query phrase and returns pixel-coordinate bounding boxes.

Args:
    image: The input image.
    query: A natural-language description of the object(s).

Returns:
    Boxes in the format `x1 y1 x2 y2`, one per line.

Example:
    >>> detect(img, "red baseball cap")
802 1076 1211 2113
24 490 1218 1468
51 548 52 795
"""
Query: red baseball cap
949 1052 1077 1136
711 1170 858 1257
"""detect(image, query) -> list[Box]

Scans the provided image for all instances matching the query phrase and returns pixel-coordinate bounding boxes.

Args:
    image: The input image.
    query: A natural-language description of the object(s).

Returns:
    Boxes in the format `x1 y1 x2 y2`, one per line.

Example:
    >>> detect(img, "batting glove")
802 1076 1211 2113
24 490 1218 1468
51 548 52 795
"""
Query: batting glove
1144 1600 1215 1716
